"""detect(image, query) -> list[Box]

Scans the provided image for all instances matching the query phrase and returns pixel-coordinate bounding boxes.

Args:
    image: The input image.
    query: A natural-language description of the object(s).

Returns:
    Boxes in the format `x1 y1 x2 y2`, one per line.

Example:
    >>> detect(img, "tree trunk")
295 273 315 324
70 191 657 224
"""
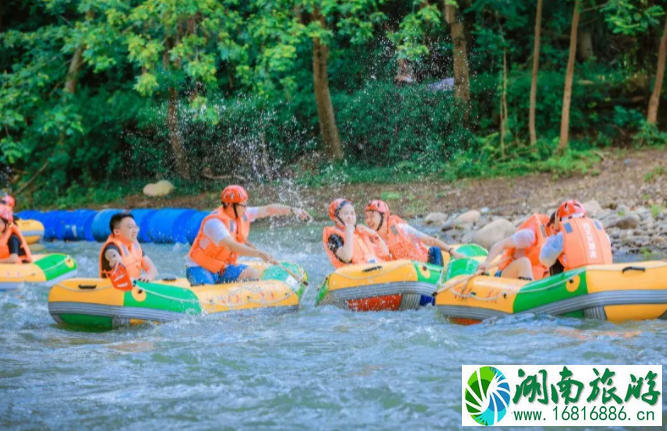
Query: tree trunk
648 17 667 125
312 9 344 161
64 46 84 95
500 49 508 158
529 0 542 146
444 3 471 104
164 44 191 179
558 0 580 150
577 28 594 61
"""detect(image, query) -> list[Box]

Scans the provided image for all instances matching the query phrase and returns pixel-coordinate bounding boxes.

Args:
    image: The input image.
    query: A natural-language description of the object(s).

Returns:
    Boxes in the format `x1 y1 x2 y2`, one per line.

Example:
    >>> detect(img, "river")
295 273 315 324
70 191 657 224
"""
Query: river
1 221 665 430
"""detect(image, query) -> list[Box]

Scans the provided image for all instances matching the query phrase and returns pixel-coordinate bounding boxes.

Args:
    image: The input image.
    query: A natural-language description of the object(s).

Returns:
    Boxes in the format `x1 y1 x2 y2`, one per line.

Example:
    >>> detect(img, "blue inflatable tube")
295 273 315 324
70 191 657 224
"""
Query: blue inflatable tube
91 209 125 242
43 210 68 241
15 210 42 221
129 209 158 243
186 211 209 245
147 208 197 244
64 209 97 241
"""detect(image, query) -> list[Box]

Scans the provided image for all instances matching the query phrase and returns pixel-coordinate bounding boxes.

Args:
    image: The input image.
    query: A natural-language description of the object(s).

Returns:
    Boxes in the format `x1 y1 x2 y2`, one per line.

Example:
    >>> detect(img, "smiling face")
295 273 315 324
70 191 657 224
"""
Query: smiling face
365 210 383 231
114 216 140 242
336 203 356 227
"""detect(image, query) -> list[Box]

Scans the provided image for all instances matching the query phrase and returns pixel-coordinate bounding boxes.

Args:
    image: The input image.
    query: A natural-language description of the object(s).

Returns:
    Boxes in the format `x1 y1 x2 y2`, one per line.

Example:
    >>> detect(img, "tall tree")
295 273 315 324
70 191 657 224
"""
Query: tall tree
311 6 343 161
442 0 471 104
529 0 542 146
648 16 667 124
558 0 581 150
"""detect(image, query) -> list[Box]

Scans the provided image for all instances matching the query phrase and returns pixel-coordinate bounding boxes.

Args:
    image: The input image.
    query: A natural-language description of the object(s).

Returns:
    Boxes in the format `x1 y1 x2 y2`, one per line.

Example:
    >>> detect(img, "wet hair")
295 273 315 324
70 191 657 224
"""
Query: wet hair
548 212 556 227
109 212 135 234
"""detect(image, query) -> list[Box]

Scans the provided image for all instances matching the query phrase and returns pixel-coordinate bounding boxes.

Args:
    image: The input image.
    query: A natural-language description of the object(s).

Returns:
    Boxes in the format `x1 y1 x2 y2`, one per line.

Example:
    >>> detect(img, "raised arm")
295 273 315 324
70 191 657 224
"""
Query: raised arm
478 237 515 272
255 204 312 221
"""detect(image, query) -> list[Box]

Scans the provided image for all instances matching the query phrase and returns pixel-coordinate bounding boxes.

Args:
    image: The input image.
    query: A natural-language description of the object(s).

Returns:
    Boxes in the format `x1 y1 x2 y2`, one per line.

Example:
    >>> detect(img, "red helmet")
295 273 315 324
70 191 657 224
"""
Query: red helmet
221 185 249 205
0 194 15 208
556 200 586 220
365 200 390 217
0 205 13 224
328 199 351 222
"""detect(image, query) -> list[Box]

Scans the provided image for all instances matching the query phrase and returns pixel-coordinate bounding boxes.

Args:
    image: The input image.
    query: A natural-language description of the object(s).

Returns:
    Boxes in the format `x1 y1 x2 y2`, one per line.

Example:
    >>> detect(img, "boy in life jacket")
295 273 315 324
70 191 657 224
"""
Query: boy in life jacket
540 200 612 275
0 205 32 264
323 199 391 268
363 200 464 265
187 185 311 285
100 212 158 282
477 213 551 281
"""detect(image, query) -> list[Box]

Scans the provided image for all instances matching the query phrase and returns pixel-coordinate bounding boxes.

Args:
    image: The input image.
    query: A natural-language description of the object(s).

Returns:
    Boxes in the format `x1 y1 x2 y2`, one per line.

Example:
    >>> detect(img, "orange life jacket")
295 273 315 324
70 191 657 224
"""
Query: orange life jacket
558 217 612 271
499 214 549 280
188 208 250 273
99 234 145 278
0 224 32 263
322 225 387 269
382 215 429 262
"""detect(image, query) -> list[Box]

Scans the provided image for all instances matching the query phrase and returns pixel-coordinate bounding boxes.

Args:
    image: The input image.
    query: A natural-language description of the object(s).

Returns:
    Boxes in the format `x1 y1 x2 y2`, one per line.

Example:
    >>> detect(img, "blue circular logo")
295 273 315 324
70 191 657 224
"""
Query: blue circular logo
465 366 511 426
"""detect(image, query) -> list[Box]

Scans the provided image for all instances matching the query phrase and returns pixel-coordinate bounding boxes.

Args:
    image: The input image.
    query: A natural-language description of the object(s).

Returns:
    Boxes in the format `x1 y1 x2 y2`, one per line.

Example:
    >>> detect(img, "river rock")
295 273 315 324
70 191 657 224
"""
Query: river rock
143 179 175 197
583 200 602 217
454 210 481 226
472 218 515 250
424 212 448 225
608 215 640 230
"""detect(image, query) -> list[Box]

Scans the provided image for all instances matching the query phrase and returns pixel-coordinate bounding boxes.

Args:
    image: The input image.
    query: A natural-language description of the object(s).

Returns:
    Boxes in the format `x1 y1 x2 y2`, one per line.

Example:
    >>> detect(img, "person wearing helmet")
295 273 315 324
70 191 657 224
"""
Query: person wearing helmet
323 199 391 269
540 200 612 275
364 200 463 265
477 214 552 281
0 204 32 264
187 185 311 285
100 212 158 282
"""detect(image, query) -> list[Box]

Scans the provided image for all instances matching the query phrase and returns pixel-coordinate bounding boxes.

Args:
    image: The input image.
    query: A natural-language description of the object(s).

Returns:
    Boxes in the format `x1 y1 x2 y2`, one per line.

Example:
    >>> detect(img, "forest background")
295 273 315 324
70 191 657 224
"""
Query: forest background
2 0 667 209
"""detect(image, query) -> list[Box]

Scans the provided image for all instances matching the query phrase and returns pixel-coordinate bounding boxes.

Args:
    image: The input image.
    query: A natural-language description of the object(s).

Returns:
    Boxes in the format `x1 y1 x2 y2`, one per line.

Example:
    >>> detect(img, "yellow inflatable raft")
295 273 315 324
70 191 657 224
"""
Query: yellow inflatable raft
316 245 489 311
16 219 44 244
0 254 78 290
435 261 667 323
48 262 307 329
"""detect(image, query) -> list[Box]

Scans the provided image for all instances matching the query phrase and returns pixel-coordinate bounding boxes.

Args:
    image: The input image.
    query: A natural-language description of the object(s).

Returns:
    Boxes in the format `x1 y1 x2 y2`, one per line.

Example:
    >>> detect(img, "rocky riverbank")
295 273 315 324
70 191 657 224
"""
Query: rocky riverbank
424 199 667 259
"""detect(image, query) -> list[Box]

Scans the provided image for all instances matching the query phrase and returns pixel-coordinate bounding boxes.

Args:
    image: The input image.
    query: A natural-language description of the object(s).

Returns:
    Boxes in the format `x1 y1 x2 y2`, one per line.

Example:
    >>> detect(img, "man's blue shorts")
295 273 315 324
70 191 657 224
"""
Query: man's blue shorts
186 264 248 286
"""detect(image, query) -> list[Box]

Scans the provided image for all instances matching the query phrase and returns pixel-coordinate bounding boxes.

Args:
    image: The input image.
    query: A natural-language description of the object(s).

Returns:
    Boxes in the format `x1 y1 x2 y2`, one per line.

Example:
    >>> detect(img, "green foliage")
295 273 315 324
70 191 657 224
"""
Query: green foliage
633 121 667 147
650 204 664 218
2 0 667 207
644 164 667 182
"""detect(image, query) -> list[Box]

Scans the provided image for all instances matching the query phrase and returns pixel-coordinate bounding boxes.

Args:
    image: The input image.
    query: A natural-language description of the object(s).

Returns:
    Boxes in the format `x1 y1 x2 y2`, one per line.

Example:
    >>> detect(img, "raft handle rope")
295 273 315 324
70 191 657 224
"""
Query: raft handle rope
55 280 296 308
1 255 75 281
447 266 651 302
78 284 97 290
621 266 646 274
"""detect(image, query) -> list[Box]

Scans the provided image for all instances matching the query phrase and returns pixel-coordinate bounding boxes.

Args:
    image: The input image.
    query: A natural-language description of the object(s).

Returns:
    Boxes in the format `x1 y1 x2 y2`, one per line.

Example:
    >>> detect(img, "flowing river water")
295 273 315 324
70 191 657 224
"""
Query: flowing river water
1 221 665 430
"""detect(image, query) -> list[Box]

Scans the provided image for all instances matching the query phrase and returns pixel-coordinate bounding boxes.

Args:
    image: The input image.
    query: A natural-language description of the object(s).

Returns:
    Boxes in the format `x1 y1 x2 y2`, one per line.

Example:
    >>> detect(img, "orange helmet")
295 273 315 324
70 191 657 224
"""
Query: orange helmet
556 200 586 220
0 204 13 224
365 200 390 217
328 199 351 222
221 185 249 205
0 194 15 208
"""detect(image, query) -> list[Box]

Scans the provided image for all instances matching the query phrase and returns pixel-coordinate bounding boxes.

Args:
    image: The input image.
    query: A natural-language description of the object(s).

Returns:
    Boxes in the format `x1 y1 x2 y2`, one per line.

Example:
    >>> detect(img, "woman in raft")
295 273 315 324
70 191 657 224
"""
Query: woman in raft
323 199 391 268
363 199 463 265
0 204 32 265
